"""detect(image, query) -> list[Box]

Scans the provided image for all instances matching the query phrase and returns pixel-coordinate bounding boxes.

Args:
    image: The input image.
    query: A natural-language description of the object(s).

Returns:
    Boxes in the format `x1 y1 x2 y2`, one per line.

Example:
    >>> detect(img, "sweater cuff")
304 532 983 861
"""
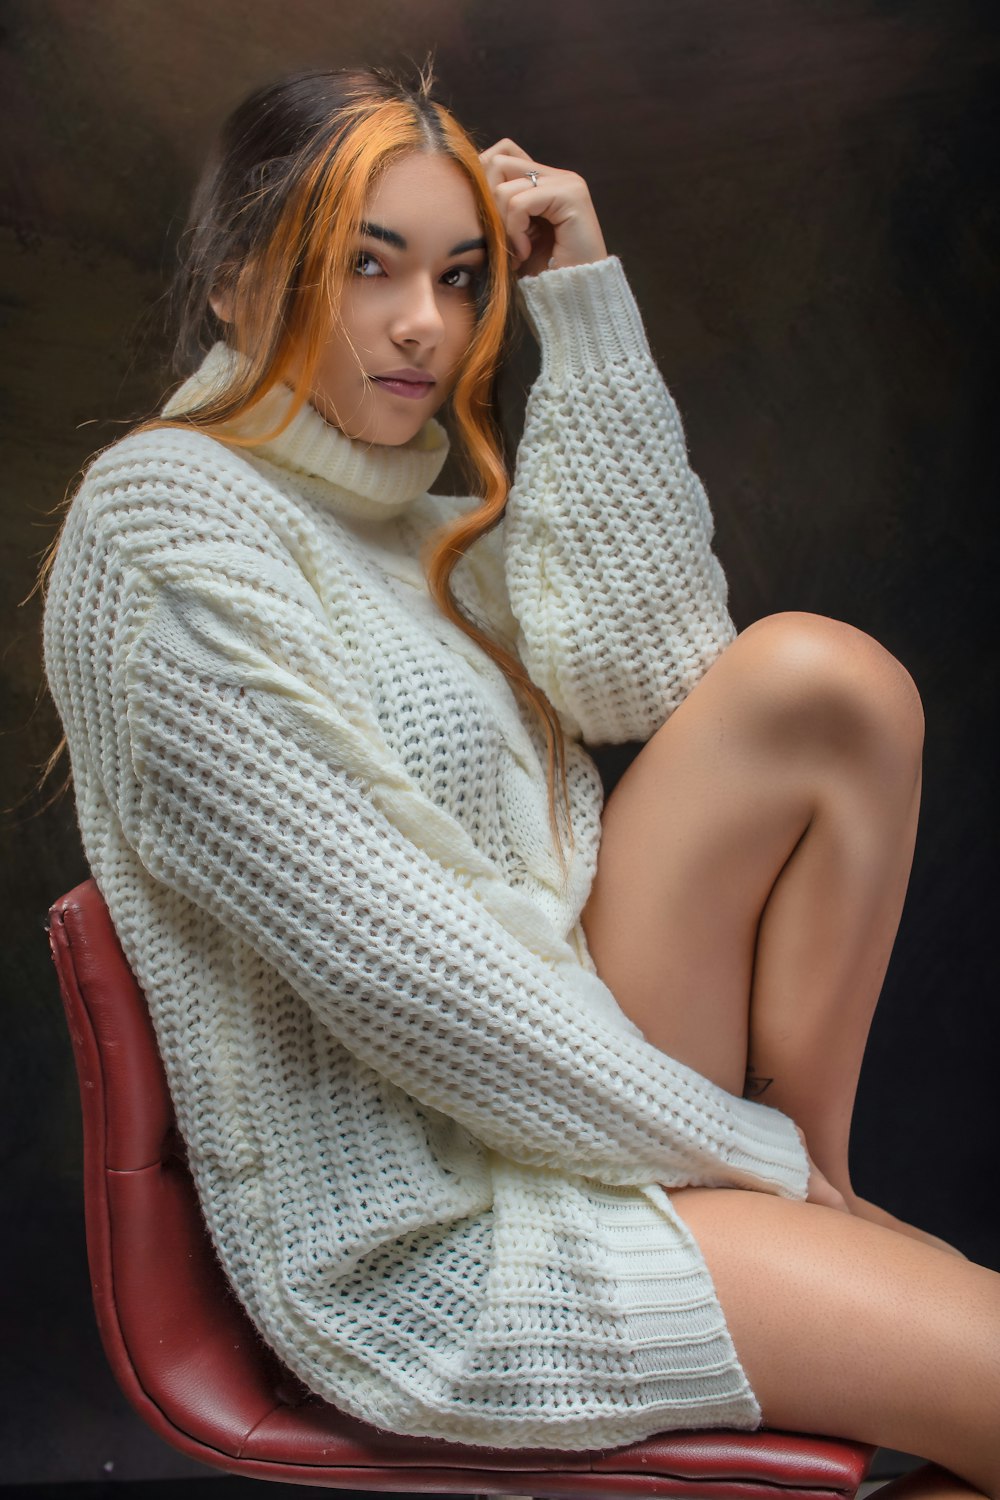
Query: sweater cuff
515 254 653 382
725 1096 811 1201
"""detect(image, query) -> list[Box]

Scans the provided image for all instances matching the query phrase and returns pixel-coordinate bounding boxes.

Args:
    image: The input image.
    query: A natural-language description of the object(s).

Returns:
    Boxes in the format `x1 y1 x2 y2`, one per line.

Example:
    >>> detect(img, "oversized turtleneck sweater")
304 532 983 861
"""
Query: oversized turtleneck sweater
43 253 810 1451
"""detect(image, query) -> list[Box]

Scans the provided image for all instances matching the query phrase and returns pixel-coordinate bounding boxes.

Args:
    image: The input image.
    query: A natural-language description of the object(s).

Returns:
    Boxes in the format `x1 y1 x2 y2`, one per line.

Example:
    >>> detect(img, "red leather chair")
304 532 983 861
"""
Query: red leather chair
47 877 875 1497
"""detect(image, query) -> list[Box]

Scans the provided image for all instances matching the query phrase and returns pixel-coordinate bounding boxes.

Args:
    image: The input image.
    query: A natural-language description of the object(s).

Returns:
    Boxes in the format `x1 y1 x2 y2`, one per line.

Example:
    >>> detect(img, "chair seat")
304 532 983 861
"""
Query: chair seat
48 878 875 1496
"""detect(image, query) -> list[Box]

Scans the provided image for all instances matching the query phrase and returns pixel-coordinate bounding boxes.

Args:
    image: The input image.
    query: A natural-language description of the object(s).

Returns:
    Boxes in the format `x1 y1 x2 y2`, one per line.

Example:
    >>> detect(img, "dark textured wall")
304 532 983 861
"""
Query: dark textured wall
3 0 997 1483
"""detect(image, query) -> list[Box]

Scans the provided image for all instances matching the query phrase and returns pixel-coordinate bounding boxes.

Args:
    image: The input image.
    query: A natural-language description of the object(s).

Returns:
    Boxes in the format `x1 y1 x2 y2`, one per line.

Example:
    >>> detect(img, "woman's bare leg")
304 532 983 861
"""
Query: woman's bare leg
877 1465 993 1500
878 1466 994 1500
667 1188 1000 1495
581 612 947 1247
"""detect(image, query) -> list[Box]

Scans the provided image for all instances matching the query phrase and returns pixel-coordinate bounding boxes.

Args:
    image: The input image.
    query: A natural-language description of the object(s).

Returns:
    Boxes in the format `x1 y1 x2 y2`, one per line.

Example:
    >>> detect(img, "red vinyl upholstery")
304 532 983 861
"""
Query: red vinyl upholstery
47 877 875 1496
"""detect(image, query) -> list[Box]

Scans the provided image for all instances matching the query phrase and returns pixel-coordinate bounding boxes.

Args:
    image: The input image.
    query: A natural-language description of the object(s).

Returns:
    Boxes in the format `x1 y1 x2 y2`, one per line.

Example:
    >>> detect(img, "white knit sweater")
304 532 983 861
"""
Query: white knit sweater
44 254 809 1450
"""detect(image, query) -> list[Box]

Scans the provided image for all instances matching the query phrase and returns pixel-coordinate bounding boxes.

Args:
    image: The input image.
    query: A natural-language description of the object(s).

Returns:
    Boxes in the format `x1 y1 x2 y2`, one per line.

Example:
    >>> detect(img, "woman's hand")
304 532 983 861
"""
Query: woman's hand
478 138 609 278
795 1125 850 1212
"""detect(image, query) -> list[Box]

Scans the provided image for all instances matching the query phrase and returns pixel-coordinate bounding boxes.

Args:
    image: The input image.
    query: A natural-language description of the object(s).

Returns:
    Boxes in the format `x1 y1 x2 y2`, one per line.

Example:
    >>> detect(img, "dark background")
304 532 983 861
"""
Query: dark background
2 0 997 1486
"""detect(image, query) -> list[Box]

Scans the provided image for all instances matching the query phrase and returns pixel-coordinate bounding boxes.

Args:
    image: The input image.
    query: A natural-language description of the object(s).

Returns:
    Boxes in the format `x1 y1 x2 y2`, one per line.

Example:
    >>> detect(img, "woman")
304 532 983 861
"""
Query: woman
39 63 999 1493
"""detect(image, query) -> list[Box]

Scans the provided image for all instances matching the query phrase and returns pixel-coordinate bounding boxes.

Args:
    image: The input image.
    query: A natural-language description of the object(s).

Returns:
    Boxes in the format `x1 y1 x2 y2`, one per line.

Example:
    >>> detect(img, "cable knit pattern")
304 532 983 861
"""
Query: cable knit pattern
43 254 808 1451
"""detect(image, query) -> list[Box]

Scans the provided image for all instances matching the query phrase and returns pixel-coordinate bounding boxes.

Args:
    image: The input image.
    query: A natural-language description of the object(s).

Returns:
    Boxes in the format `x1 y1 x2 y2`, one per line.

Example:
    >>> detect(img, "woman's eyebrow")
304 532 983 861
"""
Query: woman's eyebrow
359 220 487 255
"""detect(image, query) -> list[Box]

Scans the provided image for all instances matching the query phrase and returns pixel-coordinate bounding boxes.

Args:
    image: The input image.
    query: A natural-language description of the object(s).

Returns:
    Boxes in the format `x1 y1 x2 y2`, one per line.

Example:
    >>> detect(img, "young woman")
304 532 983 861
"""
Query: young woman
40 64 999 1494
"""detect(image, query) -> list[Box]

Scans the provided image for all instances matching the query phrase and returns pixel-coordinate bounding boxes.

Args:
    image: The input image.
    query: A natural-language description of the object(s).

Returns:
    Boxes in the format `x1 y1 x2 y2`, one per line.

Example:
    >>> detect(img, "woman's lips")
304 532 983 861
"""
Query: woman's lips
372 376 436 400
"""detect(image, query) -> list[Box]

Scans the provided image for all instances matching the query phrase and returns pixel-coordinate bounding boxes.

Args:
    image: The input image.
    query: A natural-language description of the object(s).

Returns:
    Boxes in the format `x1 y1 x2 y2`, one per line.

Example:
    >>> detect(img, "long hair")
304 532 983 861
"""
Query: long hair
36 60 576 873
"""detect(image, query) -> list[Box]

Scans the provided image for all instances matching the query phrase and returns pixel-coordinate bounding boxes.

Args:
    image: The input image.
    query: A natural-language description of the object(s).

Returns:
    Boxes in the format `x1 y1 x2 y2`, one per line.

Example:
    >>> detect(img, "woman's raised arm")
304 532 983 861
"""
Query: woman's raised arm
477 140 736 746
503 254 738 746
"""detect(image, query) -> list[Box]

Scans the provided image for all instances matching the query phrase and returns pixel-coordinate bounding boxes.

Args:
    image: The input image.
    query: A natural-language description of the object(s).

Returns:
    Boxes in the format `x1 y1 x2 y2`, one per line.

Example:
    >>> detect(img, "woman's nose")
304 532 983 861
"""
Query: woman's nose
390 274 445 346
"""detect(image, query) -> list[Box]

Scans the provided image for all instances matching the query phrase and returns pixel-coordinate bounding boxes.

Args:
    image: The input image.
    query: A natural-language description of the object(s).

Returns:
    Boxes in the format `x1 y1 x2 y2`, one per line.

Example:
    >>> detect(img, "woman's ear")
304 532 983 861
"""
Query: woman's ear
209 288 234 323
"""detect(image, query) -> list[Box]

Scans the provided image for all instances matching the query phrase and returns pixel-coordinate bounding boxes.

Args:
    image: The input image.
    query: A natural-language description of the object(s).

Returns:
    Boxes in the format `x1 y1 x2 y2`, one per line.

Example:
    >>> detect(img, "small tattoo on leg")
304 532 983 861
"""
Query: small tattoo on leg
744 1064 773 1098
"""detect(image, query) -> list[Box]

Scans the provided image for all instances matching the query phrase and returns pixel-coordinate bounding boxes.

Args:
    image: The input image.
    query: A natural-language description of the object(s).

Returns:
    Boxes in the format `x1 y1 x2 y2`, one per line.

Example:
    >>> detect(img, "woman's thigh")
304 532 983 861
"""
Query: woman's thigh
580 611 923 1093
669 1186 1000 1490
581 620 817 1090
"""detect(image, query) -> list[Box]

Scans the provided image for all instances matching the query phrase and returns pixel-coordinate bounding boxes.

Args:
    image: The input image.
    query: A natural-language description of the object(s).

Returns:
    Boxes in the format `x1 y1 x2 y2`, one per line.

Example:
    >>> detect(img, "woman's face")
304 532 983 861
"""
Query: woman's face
294 151 488 447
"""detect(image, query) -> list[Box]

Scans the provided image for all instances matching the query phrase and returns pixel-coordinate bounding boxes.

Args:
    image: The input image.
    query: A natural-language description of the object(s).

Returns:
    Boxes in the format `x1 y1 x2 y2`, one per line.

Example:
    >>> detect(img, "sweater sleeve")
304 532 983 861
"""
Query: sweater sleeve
501 255 738 746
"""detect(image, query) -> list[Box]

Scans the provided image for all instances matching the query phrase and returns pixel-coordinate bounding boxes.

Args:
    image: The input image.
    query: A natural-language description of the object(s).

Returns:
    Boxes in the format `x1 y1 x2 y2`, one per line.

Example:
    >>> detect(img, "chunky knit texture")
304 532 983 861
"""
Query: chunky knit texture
44 254 809 1450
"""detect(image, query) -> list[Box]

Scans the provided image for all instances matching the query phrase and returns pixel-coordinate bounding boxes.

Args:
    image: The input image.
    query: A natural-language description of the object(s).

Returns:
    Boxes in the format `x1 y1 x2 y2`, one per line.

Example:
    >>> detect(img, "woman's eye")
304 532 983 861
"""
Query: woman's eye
353 251 383 277
443 266 475 289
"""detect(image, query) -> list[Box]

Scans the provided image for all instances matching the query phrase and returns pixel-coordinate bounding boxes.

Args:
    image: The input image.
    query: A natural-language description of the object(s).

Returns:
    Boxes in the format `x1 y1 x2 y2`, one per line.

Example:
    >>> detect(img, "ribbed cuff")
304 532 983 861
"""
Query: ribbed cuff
725 1096 811 1200
515 255 653 381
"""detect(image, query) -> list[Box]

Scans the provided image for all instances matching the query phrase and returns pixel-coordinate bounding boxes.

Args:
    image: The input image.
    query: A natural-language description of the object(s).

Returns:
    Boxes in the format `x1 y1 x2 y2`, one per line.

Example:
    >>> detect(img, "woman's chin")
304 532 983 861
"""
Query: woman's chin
341 411 434 449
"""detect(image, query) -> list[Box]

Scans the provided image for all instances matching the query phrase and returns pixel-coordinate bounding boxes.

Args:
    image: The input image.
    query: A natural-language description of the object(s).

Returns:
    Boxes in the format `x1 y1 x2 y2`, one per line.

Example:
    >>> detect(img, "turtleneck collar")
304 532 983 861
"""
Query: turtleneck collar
161 342 451 521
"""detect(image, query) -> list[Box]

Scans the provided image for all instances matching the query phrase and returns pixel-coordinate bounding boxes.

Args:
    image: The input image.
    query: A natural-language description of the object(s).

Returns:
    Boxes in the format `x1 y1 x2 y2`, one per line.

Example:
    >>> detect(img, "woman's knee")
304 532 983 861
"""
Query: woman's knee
724 611 925 770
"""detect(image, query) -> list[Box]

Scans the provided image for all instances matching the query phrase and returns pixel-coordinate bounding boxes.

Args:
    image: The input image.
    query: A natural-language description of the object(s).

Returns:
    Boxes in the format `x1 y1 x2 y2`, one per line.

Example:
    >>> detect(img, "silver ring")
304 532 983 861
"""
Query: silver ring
524 169 539 187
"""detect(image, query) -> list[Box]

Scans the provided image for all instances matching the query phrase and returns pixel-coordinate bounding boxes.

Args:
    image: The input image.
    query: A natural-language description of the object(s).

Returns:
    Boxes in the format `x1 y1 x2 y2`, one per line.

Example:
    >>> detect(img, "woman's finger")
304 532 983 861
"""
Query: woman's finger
479 147 609 275
478 142 554 199
479 151 558 265
490 175 562 262
488 160 585 254
483 150 554 177
478 137 535 176
795 1129 850 1213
